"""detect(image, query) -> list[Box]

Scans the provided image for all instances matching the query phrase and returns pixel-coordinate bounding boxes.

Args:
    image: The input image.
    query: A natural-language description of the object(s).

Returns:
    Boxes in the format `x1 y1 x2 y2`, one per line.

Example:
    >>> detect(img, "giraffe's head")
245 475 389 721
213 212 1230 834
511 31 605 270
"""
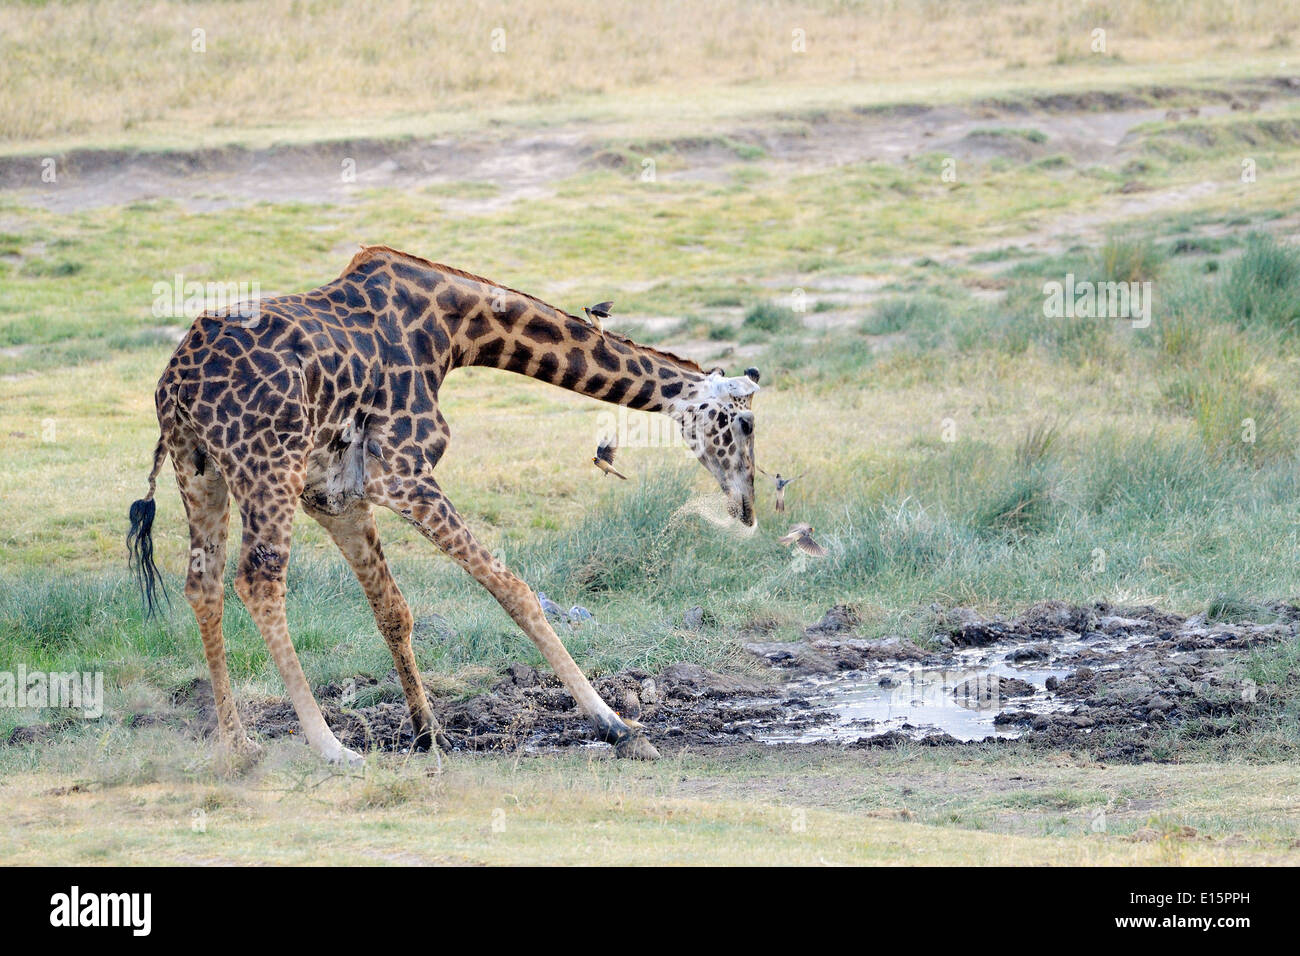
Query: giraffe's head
675 367 761 526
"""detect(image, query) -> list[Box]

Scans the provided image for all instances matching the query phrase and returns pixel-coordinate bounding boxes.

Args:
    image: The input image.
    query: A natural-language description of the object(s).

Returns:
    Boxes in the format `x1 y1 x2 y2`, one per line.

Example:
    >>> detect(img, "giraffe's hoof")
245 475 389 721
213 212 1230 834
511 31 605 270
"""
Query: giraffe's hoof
615 734 661 761
215 737 264 775
594 715 639 745
410 729 452 754
593 714 657 757
327 746 365 768
233 735 264 756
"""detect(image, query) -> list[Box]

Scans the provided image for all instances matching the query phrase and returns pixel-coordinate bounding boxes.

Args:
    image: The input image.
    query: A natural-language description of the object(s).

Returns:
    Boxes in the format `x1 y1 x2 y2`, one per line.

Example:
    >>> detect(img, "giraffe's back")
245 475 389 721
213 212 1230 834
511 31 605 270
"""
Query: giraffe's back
157 281 448 500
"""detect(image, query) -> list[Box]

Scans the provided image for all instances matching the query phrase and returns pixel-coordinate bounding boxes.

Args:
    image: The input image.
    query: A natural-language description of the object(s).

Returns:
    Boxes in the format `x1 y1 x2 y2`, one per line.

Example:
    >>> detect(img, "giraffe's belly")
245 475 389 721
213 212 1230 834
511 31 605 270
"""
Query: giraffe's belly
301 441 367 515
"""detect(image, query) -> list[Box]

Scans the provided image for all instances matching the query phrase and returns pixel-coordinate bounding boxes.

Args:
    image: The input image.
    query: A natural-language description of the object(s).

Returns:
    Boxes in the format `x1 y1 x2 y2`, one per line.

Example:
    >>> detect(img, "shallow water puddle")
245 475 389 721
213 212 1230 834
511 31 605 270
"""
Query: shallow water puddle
745 634 1147 744
758 664 1067 744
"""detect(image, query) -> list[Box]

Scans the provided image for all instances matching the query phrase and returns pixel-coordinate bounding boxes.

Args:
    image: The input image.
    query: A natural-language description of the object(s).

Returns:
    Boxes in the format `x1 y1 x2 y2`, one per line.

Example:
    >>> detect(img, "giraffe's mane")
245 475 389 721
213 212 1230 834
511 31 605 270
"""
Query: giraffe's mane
345 244 707 376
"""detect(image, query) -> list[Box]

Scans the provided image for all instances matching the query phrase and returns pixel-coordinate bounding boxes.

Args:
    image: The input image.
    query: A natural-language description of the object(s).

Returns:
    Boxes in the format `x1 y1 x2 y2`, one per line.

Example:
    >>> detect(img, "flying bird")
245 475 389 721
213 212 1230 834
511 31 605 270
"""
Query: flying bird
583 301 613 331
778 523 826 557
758 467 804 514
537 591 565 620
592 435 628 479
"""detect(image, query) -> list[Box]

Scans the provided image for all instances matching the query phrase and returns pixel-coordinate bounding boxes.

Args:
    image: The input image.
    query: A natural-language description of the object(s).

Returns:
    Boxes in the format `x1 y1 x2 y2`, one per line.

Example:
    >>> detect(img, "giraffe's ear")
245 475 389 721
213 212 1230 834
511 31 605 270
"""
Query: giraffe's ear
744 367 760 383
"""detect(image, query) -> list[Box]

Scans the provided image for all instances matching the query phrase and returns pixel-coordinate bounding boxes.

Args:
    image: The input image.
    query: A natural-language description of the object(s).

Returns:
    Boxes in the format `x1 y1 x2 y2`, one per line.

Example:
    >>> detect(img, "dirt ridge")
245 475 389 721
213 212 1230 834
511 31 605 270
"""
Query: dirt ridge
4 76 1298 214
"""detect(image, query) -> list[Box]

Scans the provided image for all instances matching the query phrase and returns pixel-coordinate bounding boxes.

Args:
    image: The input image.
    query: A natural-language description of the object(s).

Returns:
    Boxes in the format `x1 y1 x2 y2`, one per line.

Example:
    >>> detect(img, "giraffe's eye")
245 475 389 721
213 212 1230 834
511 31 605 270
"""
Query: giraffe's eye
735 411 754 437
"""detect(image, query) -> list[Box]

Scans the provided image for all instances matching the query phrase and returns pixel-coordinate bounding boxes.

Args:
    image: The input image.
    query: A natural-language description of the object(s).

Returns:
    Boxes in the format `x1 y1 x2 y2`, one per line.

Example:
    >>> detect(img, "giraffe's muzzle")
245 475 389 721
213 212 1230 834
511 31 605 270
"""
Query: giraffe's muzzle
729 490 756 527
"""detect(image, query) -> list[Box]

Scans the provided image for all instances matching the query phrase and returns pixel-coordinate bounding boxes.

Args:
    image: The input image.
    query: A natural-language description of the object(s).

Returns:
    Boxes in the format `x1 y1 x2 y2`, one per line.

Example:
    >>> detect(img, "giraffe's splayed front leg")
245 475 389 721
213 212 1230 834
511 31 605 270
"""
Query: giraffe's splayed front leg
376 477 664 761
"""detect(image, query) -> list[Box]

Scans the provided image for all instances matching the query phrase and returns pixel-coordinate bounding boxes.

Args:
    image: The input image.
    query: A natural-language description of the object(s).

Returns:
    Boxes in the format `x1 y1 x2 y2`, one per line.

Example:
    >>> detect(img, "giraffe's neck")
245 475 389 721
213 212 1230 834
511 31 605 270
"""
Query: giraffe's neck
370 252 707 414
455 297 704 413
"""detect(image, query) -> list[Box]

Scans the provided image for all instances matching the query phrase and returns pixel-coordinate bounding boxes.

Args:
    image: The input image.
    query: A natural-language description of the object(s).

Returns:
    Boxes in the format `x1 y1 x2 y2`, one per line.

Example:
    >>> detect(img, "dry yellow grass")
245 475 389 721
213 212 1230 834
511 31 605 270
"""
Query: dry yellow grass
2 0 1296 148
3 745 1298 865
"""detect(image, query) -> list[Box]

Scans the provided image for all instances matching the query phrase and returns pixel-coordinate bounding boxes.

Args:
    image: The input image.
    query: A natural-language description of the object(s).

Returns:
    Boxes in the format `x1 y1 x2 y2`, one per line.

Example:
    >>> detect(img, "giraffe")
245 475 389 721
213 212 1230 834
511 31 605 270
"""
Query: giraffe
127 245 760 765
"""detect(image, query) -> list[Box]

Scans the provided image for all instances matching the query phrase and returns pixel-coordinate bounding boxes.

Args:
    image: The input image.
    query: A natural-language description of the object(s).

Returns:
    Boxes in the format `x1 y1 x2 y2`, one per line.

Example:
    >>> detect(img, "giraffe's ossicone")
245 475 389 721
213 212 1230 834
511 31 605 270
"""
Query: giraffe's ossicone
126 246 761 766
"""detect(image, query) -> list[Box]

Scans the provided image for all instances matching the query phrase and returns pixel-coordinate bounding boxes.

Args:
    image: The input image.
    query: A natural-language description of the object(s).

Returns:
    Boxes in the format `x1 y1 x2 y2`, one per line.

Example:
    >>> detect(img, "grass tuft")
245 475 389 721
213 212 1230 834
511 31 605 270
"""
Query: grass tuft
742 301 800 335
1223 232 1300 335
1100 236 1164 283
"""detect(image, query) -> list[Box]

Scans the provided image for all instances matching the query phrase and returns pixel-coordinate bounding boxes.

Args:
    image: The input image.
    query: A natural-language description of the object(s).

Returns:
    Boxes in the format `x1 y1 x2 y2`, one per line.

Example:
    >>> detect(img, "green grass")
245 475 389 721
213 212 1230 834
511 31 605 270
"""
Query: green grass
860 295 953 337
1224 232 1300 334
741 301 800 335
1139 115 1300 162
4 427 1297 745
1099 235 1165 283
3 101 1299 376
968 126 1049 144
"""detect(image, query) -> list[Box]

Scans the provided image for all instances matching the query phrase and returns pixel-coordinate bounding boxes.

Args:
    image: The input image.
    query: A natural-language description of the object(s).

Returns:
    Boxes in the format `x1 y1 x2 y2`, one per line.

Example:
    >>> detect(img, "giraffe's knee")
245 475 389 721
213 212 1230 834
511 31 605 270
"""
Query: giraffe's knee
236 541 286 589
376 596 413 645
495 575 538 620
184 573 212 608
234 558 286 607
185 584 224 624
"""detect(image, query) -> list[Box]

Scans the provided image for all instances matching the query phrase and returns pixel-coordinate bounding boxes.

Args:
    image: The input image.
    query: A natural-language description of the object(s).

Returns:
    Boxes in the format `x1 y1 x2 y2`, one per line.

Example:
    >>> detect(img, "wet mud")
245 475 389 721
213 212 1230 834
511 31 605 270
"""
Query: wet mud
744 601 1298 759
160 660 789 757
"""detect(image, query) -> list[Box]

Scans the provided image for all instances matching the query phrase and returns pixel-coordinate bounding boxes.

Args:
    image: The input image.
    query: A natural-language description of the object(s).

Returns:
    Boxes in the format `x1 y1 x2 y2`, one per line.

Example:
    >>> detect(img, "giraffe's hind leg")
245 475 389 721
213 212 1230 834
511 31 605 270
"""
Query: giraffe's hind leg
172 442 259 766
303 499 445 753
228 475 362 766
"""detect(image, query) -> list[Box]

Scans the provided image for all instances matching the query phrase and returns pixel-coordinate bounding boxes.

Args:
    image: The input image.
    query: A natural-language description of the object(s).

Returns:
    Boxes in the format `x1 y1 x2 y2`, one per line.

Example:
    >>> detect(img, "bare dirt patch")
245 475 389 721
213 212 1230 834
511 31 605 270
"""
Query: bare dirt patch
154 660 792 757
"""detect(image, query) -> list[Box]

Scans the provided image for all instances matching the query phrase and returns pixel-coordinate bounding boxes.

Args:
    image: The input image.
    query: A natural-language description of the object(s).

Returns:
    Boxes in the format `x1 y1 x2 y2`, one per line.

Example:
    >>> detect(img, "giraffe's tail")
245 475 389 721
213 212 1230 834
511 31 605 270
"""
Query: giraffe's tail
127 433 170 618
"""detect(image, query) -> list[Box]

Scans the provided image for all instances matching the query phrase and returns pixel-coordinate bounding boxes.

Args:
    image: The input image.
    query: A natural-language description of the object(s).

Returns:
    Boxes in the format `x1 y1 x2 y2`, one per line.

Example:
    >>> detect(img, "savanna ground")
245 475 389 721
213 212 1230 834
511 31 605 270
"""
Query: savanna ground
2 0 1300 865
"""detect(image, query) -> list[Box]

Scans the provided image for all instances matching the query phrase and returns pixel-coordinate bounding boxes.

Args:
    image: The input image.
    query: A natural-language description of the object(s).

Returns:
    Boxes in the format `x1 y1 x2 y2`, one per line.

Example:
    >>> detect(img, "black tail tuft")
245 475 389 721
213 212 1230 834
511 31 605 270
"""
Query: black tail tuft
127 497 169 617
